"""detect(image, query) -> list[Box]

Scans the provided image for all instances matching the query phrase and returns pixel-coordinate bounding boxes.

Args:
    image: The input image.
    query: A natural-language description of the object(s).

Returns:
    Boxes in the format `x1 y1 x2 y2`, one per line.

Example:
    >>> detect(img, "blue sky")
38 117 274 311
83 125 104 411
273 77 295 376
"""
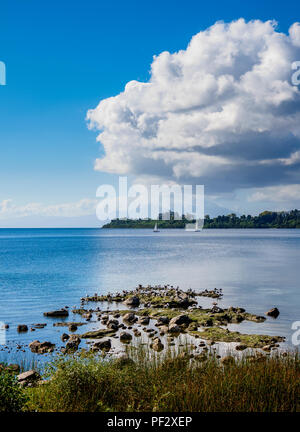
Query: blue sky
0 0 300 226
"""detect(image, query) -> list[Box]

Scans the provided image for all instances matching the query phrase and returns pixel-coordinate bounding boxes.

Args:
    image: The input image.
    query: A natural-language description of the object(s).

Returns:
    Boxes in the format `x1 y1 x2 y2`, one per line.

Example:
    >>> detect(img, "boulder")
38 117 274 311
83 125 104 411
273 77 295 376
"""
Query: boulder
61 333 69 342
120 331 132 342
107 319 119 330
65 334 81 352
17 370 40 387
124 296 140 306
44 309 69 317
168 323 181 333
123 313 137 324
266 307 280 318
156 316 169 326
138 316 150 325
68 324 78 332
92 338 111 351
29 340 55 354
169 314 191 326
17 325 28 332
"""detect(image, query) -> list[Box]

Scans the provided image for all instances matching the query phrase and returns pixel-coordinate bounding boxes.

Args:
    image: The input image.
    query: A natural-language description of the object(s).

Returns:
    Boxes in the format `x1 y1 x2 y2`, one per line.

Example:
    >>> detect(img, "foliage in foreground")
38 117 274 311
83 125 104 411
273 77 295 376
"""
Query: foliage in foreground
26 348 300 412
0 370 28 412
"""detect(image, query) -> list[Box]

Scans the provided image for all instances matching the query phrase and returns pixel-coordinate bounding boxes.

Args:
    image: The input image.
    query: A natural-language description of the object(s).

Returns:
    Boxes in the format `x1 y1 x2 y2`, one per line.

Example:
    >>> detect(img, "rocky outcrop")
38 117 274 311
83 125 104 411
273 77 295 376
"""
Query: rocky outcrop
29 340 55 354
43 308 69 317
81 328 116 338
17 370 40 387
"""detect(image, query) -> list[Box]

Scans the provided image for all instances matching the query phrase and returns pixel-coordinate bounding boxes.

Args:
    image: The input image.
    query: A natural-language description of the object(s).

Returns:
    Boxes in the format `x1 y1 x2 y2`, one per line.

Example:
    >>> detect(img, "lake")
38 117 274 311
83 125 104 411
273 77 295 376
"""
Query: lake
0 228 299 364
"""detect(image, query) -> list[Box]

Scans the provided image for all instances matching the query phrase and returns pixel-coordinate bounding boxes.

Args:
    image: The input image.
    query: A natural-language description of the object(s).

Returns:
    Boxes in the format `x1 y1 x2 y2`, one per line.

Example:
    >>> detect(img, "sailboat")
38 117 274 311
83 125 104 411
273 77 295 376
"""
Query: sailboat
185 219 202 232
194 220 201 232
153 223 160 232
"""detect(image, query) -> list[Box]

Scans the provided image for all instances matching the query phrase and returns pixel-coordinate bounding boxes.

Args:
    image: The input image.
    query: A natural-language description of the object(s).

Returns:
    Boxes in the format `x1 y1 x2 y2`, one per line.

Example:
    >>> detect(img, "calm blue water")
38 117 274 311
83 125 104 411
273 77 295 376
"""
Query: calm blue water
0 228 299 364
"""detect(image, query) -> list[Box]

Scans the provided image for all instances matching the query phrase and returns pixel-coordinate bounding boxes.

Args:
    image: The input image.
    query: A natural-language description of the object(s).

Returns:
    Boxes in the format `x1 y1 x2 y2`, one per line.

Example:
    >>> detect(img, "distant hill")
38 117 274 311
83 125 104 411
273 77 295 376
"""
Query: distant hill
102 210 300 229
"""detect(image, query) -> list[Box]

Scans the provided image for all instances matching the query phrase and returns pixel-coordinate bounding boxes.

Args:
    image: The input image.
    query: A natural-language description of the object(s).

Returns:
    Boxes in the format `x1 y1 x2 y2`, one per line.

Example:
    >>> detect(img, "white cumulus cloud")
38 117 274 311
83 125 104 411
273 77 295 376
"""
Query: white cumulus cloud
87 19 300 194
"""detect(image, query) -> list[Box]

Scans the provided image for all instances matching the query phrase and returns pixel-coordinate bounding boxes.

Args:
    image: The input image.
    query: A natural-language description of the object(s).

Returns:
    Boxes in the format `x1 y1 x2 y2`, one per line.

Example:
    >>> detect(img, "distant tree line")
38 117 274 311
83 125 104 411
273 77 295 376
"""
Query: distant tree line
102 209 300 229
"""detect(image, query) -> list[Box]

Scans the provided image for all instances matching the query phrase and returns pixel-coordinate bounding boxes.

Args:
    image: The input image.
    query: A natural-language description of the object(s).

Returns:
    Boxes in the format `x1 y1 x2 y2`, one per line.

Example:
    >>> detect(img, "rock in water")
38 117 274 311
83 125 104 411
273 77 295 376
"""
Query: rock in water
29 340 55 354
266 307 280 318
138 316 150 325
120 331 132 342
168 323 181 333
17 325 28 332
43 309 69 317
91 338 111 351
169 314 191 326
123 313 137 323
65 334 81 352
81 329 116 338
124 296 140 306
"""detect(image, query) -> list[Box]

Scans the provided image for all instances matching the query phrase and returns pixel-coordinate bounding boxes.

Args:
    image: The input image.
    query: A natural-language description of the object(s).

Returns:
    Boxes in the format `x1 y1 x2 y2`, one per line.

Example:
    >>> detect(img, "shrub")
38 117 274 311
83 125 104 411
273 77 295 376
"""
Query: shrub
0 370 27 412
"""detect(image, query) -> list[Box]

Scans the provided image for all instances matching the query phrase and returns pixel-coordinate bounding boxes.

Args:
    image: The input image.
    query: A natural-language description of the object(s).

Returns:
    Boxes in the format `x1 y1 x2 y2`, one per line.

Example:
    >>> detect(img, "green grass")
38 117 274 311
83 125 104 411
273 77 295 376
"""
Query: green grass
24 347 300 412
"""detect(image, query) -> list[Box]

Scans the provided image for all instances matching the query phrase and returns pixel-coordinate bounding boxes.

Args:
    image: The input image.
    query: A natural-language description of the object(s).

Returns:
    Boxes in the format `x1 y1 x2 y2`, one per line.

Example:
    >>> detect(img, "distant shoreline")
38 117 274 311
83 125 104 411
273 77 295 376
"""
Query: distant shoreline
103 210 300 229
